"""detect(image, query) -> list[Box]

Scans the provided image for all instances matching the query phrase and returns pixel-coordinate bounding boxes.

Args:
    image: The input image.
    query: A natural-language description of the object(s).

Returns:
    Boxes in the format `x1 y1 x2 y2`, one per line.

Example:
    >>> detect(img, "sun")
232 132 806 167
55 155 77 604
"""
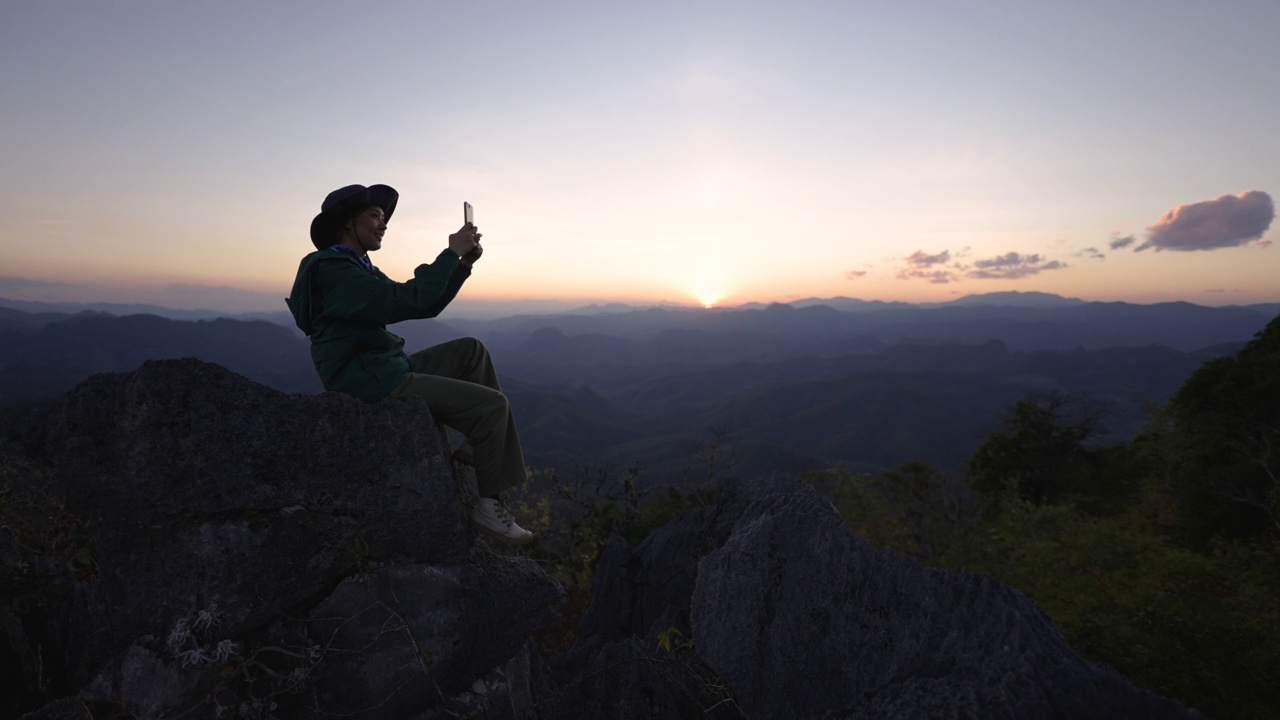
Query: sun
693 283 726 309
687 265 729 308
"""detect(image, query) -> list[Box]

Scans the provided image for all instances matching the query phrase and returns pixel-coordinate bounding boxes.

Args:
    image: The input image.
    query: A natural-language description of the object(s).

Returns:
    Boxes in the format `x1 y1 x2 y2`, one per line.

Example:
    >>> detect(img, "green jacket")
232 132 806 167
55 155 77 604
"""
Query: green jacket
286 248 470 402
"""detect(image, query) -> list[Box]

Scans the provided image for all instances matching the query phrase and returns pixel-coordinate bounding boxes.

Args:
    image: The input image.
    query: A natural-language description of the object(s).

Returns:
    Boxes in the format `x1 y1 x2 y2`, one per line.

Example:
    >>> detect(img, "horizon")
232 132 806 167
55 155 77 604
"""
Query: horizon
2 2 1278 311
3 289 1278 325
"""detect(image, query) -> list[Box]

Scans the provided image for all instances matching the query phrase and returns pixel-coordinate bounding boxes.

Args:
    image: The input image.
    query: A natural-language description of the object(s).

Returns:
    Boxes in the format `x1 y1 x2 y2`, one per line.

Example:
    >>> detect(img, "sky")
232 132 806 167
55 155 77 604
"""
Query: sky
2 0 1278 317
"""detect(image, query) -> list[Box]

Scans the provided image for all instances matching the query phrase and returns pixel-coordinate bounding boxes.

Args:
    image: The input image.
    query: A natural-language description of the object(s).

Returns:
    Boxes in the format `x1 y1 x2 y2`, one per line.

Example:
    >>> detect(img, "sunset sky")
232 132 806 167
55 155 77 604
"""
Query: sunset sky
2 1 1277 317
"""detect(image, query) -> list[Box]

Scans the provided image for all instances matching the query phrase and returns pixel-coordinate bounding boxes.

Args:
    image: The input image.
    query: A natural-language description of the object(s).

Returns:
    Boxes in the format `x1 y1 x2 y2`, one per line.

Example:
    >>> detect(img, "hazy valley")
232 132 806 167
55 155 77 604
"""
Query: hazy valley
3 293 1275 487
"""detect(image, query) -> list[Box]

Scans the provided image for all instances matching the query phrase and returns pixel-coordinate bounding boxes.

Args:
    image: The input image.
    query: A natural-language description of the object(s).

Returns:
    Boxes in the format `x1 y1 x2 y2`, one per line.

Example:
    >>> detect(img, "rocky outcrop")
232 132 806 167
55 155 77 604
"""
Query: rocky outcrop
3 358 562 718
549 474 1203 719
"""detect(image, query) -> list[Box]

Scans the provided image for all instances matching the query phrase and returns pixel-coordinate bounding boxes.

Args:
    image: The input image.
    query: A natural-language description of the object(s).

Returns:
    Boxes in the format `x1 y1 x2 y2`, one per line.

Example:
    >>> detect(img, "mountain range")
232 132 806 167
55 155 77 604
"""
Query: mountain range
2 292 1275 486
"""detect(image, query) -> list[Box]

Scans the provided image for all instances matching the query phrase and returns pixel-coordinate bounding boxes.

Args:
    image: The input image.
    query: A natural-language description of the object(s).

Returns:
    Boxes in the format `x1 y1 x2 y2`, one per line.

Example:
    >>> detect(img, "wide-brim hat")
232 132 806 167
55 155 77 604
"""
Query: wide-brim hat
309 184 398 248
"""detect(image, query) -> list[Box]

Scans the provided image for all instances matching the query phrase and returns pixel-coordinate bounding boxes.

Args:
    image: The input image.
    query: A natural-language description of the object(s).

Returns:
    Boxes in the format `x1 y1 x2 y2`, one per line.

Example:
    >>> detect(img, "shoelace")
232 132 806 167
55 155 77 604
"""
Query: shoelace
490 498 515 528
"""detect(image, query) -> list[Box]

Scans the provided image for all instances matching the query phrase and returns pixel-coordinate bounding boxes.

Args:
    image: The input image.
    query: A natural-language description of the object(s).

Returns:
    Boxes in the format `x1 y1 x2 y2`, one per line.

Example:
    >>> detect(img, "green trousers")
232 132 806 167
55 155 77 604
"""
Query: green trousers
387 337 526 497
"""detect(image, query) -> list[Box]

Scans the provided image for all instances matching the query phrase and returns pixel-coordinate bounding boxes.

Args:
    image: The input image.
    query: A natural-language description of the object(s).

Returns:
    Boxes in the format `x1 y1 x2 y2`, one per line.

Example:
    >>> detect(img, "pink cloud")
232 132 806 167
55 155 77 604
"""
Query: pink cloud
896 249 958 282
903 250 951 267
897 268 957 284
1109 234 1135 250
895 247 1067 283
966 252 1066 280
1138 190 1274 252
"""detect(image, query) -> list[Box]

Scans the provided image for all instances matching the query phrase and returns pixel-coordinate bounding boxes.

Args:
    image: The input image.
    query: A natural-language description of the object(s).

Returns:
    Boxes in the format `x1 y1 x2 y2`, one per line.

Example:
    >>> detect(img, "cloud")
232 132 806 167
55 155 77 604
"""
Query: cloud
1075 247 1105 261
903 250 951 267
844 270 867 280
966 252 1066 280
1138 190 1274 252
898 269 956 284
894 246 1068 283
1109 234 1135 250
894 249 952 282
894 249 958 282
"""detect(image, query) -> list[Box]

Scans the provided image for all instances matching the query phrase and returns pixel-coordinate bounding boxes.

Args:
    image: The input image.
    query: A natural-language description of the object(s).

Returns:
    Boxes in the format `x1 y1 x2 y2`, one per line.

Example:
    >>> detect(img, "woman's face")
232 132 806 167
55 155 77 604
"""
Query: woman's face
344 206 387 252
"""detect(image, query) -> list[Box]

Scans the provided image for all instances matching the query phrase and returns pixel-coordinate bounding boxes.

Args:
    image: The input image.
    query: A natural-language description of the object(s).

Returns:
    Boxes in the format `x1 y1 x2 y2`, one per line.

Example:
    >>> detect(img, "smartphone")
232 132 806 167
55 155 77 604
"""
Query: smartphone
464 201 474 226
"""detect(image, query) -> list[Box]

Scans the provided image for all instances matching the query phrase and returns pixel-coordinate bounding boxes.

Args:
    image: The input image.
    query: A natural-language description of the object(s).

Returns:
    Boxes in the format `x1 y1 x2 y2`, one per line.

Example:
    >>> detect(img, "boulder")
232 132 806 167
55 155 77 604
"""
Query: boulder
3 358 563 718
552 474 1203 719
538 475 788 718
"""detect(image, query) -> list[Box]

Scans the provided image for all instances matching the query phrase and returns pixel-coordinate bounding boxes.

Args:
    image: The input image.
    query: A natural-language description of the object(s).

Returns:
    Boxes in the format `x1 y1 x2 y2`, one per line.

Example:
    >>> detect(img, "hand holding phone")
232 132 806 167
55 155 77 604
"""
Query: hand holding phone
452 201 482 265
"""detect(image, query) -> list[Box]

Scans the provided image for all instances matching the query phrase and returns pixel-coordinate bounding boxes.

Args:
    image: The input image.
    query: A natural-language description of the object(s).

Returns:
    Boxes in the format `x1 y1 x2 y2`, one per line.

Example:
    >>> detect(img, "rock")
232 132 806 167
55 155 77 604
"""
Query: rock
3 358 563 718
566 474 794 656
540 634 737 720
689 482 1200 719
540 477 799 718
555 474 1202 719
305 552 560 718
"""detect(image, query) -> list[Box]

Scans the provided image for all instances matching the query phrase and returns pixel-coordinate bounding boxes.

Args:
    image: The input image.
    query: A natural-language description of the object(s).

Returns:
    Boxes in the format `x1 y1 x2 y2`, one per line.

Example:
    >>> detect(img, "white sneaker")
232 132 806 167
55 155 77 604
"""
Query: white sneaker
470 497 534 546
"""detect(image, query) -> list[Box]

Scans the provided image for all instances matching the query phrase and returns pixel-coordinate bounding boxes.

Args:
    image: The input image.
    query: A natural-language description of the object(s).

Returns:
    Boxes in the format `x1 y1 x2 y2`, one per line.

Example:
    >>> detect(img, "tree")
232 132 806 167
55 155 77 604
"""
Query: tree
875 461 976 562
967 392 1103 506
807 461 980 564
1164 313 1280 541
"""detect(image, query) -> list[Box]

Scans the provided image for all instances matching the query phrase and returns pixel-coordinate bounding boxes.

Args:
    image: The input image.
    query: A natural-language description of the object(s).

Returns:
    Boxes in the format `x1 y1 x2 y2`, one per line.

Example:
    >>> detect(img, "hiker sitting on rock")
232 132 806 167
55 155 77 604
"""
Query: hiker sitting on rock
286 183 533 545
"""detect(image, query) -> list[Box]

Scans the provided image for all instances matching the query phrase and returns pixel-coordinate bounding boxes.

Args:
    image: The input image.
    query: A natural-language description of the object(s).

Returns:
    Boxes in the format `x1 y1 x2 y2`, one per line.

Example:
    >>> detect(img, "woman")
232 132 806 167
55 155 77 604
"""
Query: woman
286 183 533 545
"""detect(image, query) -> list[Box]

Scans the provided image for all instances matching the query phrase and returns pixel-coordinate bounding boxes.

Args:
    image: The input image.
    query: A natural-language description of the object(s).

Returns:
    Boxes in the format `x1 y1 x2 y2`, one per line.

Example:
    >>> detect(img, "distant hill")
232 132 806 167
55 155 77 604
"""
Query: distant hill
0 305 86 330
559 291 1092 312
942 291 1086 307
788 296 918 311
0 296 297 326
1 299 1275 486
0 312 320 402
507 340 1223 483
460 299 1275 376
